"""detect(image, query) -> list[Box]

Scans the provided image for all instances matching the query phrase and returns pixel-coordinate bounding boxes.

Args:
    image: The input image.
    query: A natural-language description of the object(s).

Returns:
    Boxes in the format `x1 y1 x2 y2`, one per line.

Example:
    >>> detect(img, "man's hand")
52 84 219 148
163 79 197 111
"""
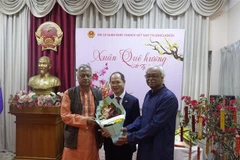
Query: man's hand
87 117 97 126
98 129 111 138
122 127 127 135
115 134 128 146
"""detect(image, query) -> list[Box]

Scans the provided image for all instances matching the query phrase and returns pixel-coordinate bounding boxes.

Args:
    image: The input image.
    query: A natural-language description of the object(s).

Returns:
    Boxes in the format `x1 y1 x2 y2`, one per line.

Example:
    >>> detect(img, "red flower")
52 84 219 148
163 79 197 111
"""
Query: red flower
186 96 191 101
99 79 106 85
226 106 237 111
229 99 236 105
190 99 198 105
92 73 99 81
190 100 198 109
14 96 19 101
211 149 216 155
210 97 215 102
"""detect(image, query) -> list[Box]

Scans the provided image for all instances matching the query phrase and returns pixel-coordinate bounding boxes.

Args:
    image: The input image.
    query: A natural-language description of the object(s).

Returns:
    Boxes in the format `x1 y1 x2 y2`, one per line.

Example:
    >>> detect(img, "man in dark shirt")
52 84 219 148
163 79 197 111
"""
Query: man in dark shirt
116 66 178 160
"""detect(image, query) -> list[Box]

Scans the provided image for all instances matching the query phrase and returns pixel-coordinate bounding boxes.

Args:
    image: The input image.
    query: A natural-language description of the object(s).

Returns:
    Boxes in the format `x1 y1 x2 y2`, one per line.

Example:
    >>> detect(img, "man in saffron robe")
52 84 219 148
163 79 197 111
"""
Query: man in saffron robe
61 64 103 160
116 65 178 160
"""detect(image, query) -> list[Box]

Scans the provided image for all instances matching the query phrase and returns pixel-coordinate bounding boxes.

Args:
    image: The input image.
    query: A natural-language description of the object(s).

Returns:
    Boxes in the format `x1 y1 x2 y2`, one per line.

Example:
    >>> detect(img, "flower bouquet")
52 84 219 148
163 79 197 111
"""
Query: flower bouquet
95 96 126 143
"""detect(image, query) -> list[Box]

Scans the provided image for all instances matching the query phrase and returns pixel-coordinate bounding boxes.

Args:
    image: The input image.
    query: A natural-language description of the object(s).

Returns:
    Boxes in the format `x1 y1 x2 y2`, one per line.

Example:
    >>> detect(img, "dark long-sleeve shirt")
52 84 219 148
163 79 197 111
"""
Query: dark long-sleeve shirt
127 85 178 160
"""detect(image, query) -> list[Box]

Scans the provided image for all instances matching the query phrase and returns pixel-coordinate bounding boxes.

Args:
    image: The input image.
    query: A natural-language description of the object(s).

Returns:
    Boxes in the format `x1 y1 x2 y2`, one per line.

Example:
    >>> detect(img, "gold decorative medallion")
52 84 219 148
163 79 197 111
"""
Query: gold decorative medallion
35 21 63 51
88 30 95 38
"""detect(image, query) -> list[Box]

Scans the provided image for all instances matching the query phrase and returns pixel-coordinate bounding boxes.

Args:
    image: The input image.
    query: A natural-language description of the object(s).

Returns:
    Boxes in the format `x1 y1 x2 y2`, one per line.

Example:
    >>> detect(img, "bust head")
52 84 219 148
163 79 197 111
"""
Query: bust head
28 56 61 95
38 56 52 77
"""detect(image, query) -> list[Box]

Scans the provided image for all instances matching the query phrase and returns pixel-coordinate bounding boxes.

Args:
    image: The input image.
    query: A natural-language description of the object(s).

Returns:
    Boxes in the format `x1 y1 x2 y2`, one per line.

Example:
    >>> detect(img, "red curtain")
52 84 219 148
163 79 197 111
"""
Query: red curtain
28 3 76 93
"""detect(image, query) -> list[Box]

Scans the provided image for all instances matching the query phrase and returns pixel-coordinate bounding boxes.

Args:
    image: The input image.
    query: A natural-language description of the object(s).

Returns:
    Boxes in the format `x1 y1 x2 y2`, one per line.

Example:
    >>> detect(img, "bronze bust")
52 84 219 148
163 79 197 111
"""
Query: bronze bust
28 56 61 95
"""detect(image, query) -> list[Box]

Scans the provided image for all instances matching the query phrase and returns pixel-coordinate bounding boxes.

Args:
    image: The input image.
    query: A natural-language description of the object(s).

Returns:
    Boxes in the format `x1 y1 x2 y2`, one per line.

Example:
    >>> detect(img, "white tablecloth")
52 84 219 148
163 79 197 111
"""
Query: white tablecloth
174 146 207 160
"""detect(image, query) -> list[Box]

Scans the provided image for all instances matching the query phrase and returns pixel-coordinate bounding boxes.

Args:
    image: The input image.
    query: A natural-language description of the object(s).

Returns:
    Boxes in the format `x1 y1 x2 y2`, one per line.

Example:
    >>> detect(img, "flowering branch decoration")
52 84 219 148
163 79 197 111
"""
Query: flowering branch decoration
180 94 240 159
91 63 112 98
146 38 183 61
8 90 63 108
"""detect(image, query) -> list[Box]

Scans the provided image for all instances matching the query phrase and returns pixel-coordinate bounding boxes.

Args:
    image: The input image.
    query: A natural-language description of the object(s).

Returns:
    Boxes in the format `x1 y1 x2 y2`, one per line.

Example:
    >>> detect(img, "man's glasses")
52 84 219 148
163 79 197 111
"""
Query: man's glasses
79 74 92 79
144 74 161 79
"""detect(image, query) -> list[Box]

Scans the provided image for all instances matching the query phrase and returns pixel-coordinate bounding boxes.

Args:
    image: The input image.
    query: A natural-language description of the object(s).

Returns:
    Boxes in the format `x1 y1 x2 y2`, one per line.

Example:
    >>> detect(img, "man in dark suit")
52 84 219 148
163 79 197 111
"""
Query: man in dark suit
102 71 140 160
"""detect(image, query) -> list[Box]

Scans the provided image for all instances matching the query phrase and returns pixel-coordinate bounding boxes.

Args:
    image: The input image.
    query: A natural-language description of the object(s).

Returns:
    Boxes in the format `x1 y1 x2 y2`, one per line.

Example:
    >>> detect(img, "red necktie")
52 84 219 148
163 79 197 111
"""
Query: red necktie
116 97 121 104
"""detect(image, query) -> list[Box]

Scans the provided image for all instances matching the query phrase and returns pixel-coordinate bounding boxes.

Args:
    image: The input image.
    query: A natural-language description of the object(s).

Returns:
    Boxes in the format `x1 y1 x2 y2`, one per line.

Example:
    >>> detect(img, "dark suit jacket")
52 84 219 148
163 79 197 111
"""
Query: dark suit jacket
104 92 140 160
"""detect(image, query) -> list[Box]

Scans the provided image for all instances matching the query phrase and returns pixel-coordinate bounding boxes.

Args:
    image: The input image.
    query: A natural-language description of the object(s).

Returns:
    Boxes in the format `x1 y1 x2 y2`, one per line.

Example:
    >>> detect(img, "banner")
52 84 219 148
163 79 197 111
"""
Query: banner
0 80 3 114
76 28 185 108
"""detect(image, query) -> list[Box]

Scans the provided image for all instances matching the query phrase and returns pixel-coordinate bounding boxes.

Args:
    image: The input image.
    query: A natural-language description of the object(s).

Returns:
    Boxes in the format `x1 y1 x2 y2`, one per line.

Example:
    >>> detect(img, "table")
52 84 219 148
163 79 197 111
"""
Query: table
174 145 207 160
